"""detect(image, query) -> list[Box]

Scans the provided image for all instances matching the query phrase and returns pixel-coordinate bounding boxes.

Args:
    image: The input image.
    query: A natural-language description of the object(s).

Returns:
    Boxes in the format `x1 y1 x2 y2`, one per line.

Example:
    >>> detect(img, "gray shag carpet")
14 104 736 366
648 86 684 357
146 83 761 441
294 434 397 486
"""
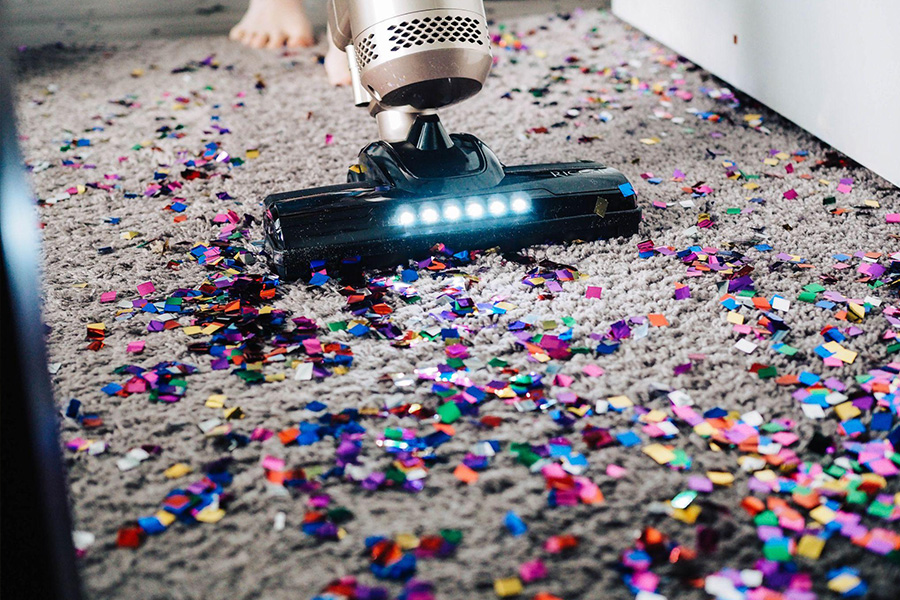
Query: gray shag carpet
13 7 900 600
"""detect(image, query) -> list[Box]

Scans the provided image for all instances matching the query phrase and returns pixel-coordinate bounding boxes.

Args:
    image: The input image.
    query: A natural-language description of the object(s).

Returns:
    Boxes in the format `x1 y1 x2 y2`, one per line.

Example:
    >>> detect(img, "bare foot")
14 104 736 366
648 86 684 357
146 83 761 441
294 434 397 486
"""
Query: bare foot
229 0 314 49
324 33 352 87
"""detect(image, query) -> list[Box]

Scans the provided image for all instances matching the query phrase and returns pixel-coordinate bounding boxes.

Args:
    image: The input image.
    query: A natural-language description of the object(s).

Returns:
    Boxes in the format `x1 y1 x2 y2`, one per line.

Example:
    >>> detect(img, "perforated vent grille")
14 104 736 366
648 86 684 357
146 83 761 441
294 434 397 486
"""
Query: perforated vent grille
356 33 378 69
386 15 486 52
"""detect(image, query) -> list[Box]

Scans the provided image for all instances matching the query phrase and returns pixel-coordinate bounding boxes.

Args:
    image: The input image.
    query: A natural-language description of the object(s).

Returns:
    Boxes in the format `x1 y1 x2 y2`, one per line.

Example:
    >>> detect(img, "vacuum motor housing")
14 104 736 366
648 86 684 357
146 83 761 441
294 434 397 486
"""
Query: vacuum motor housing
349 0 493 110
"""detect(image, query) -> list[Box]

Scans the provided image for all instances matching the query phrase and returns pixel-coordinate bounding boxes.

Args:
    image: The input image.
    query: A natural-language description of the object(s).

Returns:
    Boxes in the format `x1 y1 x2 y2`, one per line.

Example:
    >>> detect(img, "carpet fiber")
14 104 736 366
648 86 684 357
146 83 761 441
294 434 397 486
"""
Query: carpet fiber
14 8 900 600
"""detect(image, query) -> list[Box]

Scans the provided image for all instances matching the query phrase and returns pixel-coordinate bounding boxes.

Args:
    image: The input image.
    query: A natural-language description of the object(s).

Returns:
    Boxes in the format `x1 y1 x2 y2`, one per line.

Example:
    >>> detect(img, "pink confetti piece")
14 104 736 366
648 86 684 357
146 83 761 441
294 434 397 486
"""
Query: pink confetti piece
325 134 334 145
886 213 900 223
126 340 145 354
136 281 155 296
605 464 627 478
783 189 798 199
836 183 852 194
100 291 117 303
585 286 602 299
582 364 604 377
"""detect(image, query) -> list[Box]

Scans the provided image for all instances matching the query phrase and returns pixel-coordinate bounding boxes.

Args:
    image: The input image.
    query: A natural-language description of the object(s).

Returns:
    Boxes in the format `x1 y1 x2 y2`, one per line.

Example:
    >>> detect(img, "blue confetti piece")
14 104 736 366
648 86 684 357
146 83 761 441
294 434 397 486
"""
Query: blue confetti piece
618 182 635 197
616 431 640 447
309 272 330 286
504 511 528 536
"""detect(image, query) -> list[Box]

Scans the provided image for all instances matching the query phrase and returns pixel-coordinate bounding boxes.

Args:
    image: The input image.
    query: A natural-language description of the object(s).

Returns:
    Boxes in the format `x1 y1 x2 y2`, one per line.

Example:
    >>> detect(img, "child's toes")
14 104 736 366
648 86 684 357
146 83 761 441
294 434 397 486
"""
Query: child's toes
250 32 269 49
229 25 247 42
267 32 288 49
286 31 314 47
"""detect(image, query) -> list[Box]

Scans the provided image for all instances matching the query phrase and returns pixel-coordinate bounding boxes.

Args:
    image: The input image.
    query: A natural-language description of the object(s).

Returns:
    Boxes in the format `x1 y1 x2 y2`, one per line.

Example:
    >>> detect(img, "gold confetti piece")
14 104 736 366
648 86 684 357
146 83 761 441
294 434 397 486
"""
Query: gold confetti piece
265 373 286 382
74 283 89 288
205 394 226 409
246 148 260 159
395 533 419 550
847 302 865 323
164 463 192 479
693 422 715 437
182 326 202 336
120 231 141 240
640 137 661 145
809 505 836 524
131 69 144 77
764 158 779 166
834 402 861 421
194 507 226 524
727 311 744 325
672 504 701 524
774 152 789 160
707 471 735 486
754 470 777 482
155 510 176 526
608 395 633 409
642 444 676 465
223 406 244 420
642 409 667 423
494 577 523 597
828 574 861 594
796 535 825 559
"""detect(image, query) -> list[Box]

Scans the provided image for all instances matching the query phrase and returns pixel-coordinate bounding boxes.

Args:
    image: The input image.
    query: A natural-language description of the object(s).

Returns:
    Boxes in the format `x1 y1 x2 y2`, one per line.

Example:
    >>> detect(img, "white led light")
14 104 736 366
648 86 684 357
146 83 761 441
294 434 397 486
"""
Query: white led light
488 197 507 216
397 208 416 226
420 205 439 224
443 203 462 221
465 200 485 219
510 194 530 214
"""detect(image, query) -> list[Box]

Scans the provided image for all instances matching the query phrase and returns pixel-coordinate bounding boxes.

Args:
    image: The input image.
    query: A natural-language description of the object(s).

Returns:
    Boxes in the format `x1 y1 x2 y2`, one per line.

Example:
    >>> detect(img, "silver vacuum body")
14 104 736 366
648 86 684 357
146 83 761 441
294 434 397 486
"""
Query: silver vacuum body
330 0 493 139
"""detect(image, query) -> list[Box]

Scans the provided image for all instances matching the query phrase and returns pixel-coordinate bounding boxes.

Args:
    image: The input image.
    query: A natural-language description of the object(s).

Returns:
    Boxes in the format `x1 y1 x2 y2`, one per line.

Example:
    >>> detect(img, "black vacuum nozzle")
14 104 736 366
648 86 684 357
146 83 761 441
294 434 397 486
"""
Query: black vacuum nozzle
262 117 640 279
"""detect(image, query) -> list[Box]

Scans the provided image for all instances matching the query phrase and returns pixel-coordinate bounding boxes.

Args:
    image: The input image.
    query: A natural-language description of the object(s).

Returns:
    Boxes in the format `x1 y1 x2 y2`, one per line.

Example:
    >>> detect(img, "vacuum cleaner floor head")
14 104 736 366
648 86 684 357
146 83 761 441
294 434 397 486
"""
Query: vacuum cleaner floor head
263 119 640 280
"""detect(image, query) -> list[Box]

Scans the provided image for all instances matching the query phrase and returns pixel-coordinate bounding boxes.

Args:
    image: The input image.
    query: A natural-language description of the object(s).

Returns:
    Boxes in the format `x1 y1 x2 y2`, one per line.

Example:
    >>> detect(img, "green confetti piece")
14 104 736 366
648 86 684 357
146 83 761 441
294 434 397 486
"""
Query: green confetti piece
803 283 826 293
328 507 354 523
488 357 508 368
436 402 461 424
798 291 817 303
867 501 893 519
775 344 799 356
440 529 463 544
846 490 868 505
726 208 741 215
763 538 792 562
446 358 465 369
671 490 698 509
327 321 348 331
758 366 778 379
754 510 779 527
825 464 846 479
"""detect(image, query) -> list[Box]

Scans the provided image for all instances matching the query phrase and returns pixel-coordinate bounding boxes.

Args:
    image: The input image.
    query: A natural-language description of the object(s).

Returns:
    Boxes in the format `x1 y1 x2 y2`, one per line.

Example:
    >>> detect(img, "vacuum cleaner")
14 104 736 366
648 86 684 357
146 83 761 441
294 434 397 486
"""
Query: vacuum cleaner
263 0 641 280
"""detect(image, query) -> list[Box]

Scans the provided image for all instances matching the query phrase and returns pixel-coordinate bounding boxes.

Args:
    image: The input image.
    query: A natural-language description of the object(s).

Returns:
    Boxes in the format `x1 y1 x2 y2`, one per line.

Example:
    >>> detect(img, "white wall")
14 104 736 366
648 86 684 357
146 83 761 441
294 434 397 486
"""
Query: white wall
612 0 900 187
